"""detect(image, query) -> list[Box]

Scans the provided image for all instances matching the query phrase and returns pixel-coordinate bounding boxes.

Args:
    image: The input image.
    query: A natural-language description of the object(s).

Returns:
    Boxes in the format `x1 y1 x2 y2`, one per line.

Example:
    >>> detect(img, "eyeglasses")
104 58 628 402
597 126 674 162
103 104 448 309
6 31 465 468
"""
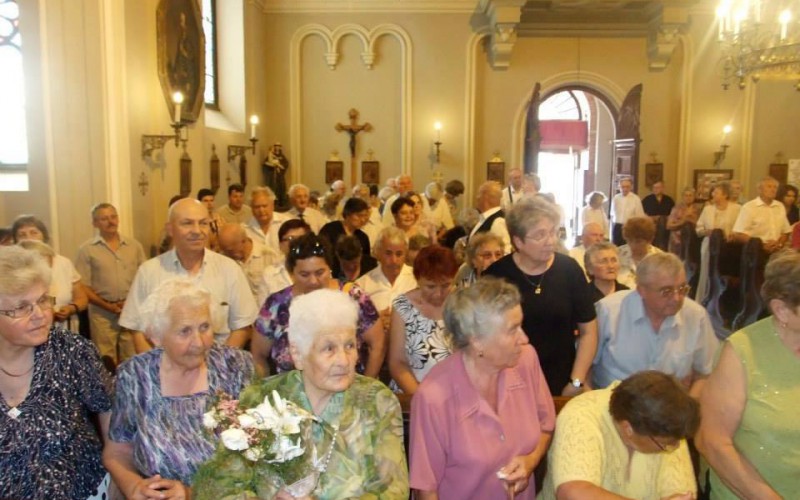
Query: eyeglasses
290 240 326 258
653 284 691 298
648 435 680 453
0 294 56 319
524 229 558 242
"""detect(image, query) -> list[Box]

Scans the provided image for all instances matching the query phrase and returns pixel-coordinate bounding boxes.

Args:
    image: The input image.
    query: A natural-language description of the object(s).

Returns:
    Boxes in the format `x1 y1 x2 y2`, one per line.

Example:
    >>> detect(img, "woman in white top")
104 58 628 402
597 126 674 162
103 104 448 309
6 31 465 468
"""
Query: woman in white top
695 181 742 303
617 216 663 289
581 191 609 238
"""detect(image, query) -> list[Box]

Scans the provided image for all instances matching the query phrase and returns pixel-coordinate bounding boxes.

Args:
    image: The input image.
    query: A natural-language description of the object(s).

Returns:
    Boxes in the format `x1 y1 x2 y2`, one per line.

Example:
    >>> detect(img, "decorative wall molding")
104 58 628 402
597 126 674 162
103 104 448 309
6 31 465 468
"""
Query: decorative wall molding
677 34 694 190
462 28 491 201
479 0 526 69
289 23 413 180
646 5 692 71
259 0 476 13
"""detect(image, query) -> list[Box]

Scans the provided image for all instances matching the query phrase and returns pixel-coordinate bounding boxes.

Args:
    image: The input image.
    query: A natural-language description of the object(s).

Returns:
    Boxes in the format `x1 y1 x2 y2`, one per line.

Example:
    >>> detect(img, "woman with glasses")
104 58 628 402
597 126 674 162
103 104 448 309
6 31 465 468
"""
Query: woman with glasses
250 234 384 378
0 246 112 499
484 196 597 397
388 246 458 395
454 231 505 288
539 371 699 500
617 216 663 289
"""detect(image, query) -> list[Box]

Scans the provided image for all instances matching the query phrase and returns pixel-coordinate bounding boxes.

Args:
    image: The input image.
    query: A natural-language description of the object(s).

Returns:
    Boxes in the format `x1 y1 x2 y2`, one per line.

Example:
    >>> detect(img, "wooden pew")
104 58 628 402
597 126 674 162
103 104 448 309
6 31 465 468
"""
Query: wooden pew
679 222 702 300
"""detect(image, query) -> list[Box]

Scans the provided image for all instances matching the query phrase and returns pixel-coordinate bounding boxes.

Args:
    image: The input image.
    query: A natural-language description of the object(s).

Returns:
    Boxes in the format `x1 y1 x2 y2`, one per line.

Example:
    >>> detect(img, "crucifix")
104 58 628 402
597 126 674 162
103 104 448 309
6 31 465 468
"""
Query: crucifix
335 108 372 186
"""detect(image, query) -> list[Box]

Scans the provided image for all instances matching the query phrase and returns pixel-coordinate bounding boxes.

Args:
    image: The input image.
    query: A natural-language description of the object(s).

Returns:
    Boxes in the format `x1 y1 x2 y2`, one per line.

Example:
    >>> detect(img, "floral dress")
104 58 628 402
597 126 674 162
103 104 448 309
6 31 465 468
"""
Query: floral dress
391 294 452 389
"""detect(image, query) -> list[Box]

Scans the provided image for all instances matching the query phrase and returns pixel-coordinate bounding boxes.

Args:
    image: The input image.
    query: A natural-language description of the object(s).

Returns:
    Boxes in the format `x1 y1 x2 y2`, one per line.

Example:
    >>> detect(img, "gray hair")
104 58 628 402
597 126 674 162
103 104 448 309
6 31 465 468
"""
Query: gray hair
288 288 359 357
506 196 561 242
761 250 800 309
444 277 520 350
288 184 309 197
712 181 731 199
465 232 504 268
378 186 395 201
139 279 212 342
251 186 276 202
0 246 52 297
425 182 443 201
91 202 116 219
17 240 56 260
524 173 541 192
585 190 607 205
584 241 619 277
635 253 684 286
373 226 407 255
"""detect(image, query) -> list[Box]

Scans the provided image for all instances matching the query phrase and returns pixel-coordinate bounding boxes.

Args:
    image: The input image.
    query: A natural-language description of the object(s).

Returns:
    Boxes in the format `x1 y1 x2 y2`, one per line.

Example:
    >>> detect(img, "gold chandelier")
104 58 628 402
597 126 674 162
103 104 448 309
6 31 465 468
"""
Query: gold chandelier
716 1 800 90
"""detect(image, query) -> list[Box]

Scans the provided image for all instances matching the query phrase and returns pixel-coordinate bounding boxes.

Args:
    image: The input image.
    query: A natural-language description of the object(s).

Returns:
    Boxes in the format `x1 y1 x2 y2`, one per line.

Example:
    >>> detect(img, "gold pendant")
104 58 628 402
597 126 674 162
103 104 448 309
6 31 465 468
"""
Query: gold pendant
535 286 542 295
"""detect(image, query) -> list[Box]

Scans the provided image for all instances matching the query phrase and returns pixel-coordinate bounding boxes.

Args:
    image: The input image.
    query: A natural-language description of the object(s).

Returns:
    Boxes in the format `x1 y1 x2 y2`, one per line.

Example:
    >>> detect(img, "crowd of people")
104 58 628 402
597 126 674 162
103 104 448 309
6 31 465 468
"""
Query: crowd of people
1 170 799 500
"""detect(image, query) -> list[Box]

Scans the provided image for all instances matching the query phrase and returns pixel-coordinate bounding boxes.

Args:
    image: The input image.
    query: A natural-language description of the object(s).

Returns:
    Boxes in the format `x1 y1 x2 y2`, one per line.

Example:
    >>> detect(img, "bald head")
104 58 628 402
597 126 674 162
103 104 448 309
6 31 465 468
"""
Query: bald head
477 181 502 212
581 222 605 248
167 198 209 254
397 175 413 194
217 223 248 262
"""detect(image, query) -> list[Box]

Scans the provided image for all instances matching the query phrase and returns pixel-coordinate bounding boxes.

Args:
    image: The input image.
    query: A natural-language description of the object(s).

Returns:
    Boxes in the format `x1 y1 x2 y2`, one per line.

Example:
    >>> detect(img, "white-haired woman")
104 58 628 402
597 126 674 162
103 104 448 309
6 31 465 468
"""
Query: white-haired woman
194 288 409 500
0 246 113 499
410 277 556 499
103 279 254 500
581 191 609 238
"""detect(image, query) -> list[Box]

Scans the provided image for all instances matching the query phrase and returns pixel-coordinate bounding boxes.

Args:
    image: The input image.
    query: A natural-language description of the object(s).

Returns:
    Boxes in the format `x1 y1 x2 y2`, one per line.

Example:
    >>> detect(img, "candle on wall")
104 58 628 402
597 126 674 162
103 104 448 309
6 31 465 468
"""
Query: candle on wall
717 6 727 39
779 9 791 41
722 124 732 143
434 121 442 140
172 92 184 123
249 115 259 139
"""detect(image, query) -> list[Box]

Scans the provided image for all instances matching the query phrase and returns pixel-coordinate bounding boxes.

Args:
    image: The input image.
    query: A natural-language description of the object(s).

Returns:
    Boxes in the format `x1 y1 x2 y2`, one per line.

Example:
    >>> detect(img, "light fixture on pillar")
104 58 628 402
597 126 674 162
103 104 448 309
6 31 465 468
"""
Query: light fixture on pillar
228 115 260 162
433 121 443 163
141 91 189 160
714 124 733 167
716 1 800 90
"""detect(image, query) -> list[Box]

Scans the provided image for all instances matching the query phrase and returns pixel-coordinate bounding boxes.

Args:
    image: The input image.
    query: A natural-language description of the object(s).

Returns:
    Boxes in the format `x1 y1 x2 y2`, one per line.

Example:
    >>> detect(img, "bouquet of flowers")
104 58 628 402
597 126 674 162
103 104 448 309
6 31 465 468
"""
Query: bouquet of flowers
203 390 330 496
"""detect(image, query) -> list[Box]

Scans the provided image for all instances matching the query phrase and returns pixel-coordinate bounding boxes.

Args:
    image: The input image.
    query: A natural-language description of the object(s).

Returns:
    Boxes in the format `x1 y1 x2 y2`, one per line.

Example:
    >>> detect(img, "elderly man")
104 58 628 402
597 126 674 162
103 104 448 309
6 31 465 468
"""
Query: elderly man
732 176 791 254
591 253 719 396
286 183 327 234
243 186 289 262
75 203 146 364
120 198 258 351
610 177 644 246
216 183 252 224
356 226 417 331
468 180 512 253
569 222 606 278
501 167 524 212
217 223 271 306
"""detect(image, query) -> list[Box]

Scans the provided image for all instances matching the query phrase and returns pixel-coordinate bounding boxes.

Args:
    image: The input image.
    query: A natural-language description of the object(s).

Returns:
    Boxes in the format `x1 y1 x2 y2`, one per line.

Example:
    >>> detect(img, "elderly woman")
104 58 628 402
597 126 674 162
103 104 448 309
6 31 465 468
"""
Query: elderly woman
581 191 609 238
12 214 88 330
454 231 505 288
251 234 383 378
0 246 112 499
485 196 597 396
666 186 701 255
103 279 254 499
617 216 663 289
194 289 409 499
540 371 699 499
410 278 556 499
696 250 800 499
695 181 742 302
388 245 458 394
584 241 629 302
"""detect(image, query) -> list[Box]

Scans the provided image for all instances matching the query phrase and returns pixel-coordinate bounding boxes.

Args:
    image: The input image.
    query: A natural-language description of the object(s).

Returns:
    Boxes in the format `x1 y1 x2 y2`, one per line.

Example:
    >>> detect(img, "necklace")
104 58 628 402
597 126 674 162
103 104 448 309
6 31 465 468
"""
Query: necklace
0 363 34 378
525 272 546 295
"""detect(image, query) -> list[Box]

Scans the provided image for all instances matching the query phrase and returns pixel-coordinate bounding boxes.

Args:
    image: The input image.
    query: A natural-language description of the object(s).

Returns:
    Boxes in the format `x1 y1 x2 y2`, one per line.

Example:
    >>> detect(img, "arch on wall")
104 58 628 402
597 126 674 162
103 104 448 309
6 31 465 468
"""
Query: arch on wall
289 23 413 182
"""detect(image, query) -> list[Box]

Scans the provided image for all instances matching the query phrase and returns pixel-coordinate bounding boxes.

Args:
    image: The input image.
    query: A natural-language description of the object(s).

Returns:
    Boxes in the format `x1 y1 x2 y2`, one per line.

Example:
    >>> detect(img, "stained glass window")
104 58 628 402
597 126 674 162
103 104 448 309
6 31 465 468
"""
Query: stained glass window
0 0 28 166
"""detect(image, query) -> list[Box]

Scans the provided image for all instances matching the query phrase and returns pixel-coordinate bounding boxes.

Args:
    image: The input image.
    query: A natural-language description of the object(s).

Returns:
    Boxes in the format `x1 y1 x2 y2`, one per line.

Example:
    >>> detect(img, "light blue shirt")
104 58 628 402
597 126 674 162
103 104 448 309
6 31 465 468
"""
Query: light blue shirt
592 290 719 389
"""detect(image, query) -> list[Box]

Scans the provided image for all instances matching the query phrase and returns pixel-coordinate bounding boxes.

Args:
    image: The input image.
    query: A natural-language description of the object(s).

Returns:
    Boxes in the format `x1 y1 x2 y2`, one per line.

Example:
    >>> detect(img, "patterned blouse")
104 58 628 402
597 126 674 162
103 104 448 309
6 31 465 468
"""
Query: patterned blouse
392 294 452 387
0 327 113 499
193 370 409 500
108 345 255 485
254 282 379 374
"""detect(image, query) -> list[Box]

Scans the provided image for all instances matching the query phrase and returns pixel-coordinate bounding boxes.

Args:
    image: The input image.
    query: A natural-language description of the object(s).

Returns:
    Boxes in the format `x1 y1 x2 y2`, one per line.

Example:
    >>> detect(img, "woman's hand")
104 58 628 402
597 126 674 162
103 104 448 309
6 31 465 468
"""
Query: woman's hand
53 306 73 322
130 475 190 500
498 455 535 495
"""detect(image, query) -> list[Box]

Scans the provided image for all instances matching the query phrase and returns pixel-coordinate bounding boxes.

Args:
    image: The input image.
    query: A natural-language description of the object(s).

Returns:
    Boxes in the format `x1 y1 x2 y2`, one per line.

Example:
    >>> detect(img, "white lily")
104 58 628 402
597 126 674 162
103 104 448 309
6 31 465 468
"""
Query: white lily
268 435 305 463
237 413 258 429
202 410 219 430
220 428 250 451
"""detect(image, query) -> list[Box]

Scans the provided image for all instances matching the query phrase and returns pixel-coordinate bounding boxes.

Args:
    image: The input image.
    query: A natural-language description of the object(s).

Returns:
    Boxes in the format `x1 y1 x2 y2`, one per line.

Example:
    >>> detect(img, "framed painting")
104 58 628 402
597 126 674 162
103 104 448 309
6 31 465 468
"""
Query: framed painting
157 0 205 123
325 161 344 184
694 169 733 202
361 161 380 185
644 163 664 188
487 161 505 184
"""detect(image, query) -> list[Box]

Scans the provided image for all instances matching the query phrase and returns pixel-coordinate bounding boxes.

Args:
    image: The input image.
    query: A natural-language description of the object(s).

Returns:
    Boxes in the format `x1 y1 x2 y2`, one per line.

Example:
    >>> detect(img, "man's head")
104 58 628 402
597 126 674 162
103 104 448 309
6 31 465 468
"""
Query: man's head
251 187 276 227
508 168 523 190
445 179 465 199
757 176 779 203
167 198 209 255
636 253 689 323
476 181 502 213
580 222 605 248
397 175 413 194
91 203 119 239
651 181 664 196
331 180 346 197
335 235 364 279
619 177 633 196
228 184 245 210
522 173 540 195
352 183 370 200
217 223 249 262
278 219 311 256
289 184 310 212
197 188 215 215
374 226 408 279
729 180 743 200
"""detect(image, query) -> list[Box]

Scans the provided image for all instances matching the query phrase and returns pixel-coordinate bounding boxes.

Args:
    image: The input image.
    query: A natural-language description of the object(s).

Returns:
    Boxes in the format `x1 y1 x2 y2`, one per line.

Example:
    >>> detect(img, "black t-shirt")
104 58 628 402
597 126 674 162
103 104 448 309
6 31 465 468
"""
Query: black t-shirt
641 193 675 217
484 252 596 395
318 221 372 278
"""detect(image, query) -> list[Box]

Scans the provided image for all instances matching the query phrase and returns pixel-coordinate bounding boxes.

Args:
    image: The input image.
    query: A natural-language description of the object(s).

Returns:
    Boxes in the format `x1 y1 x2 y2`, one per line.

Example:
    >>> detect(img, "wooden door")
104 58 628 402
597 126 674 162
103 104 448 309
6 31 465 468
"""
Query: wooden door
610 84 642 193
524 83 542 174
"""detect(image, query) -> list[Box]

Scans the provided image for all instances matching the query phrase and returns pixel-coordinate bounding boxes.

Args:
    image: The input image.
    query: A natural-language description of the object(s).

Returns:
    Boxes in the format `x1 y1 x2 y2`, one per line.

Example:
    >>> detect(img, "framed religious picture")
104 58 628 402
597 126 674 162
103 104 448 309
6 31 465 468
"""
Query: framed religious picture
156 0 205 123
644 163 664 188
487 161 505 184
769 163 788 185
325 161 344 184
694 169 733 202
362 161 380 185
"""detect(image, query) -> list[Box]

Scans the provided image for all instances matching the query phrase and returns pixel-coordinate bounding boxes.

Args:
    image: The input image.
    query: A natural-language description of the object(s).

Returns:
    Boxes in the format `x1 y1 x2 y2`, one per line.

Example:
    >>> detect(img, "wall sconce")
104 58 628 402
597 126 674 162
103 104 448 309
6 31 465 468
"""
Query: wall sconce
228 115 260 162
141 91 188 160
713 124 732 167
433 121 443 163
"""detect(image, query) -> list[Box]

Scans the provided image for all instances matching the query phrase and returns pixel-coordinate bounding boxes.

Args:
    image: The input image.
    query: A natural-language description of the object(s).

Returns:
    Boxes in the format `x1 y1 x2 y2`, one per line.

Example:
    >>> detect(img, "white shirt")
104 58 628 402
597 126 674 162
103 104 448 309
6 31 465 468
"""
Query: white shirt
617 244 663 289
120 249 258 336
288 206 328 234
732 197 791 241
611 192 644 225
501 185 524 212
262 263 292 301
428 199 455 231
696 203 741 237
355 264 417 311
568 245 589 280
581 206 609 237
468 206 512 254
361 207 385 248
243 213 290 263
240 241 271 307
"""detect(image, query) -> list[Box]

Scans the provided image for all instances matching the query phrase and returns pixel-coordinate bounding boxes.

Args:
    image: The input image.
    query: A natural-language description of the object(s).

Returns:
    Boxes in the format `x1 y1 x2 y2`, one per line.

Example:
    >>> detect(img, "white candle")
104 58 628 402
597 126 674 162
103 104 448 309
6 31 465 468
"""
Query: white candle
780 10 791 41
172 92 184 123
434 121 442 141
249 115 259 139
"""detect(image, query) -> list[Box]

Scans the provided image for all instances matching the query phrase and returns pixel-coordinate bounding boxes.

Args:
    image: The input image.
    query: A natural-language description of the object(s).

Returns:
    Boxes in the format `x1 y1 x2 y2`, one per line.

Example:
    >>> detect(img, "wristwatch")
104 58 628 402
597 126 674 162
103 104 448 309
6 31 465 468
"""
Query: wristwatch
571 378 584 388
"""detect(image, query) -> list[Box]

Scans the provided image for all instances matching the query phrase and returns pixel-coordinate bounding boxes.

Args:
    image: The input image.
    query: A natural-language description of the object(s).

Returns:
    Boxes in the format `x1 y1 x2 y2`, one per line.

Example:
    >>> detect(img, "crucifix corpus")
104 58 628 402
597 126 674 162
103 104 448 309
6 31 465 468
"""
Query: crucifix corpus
335 108 372 186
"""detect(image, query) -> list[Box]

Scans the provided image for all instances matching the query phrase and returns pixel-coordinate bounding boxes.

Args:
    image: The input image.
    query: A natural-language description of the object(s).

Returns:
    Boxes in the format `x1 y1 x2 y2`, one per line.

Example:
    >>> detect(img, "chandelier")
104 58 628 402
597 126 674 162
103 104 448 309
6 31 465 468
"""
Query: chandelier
716 1 800 90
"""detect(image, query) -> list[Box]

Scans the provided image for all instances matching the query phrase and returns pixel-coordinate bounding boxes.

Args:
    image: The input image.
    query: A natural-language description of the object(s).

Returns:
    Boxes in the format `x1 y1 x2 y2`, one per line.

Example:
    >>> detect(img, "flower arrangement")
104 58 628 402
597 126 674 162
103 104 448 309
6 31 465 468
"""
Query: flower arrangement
203 390 327 495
